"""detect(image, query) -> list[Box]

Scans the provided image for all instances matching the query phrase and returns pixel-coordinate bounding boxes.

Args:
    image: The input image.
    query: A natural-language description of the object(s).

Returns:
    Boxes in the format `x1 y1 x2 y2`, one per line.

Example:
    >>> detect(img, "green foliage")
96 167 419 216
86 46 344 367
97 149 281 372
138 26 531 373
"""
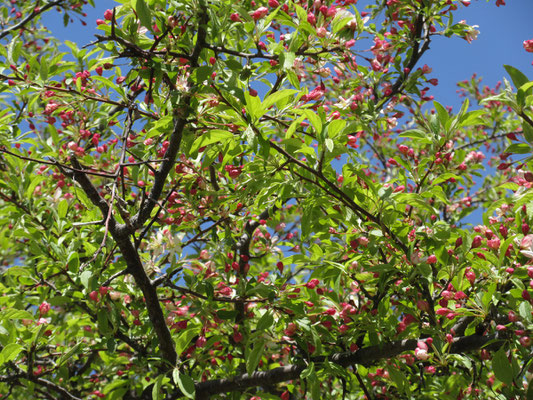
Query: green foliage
0 0 532 399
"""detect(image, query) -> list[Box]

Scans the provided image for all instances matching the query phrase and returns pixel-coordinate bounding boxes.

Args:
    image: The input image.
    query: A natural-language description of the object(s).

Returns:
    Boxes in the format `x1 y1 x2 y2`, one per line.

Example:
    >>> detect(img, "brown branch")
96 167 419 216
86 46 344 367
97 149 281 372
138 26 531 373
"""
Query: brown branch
129 3 208 233
77 1 211 369
0 1 64 40
113 234 178 367
519 110 533 128
189 333 501 398
68 156 176 366
205 43 276 60
163 281 270 303
374 11 431 112
0 148 117 178
0 73 159 121
267 139 409 255
69 156 117 231
32 377 83 400
454 131 515 151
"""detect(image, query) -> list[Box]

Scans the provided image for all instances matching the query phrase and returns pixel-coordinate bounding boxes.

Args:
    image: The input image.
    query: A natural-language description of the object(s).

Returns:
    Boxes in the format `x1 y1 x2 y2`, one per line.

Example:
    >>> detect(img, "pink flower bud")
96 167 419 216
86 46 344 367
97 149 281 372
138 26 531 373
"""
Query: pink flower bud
251 7 269 21
104 9 113 21
39 301 51 315
196 336 207 348
487 238 500 250
436 308 451 316
417 300 429 312
230 13 242 22
471 235 482 249
414 347 429 361
454 291 467 300
499 225 508 238
524 39 533 53
520 336 532 347
465 271 476 285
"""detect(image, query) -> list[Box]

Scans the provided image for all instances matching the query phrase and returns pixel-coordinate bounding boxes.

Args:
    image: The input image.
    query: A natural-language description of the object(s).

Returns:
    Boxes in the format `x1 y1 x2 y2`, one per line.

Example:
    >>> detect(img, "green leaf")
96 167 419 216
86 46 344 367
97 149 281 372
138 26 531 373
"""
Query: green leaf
459 109 487 127
326 119 346 139
174 371 195 399
518 81 533 107
399 129 432 144
0 309 33 320
284 116 305 140
67 252 79 273
246 339 265 375
7 37 21 64
433 101 449 127
57 342 83 367
456 98 469 122
528 377 533 400
175 325 200 356
297 109 322 135
294 4 307 23
519 81 533 94
103 379 128 396
245 91 263 120
388 367 411 395
0 343 23 366
395 193 438 214
152 374 164 400
25 174 42 198
325 138 334 152
262 89 298 110
256 311 274 331
280 51 295 71
301 362 315 379
492 348 514 385
97 309 112 335
131 0 152 31
331 14 353 34
506 143 532 154
522 121 533 144
190 130 235 154
40 58 49 81
57 199 68 219
432 173 459 185
504 65 530 89
80 270 92 289
519 301 532 322
145 115 173 138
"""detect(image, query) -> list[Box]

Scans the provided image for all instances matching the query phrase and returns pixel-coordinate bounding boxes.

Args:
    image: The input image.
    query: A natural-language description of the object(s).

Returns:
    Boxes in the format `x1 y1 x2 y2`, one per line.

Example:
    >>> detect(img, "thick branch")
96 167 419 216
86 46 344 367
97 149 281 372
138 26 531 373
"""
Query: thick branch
69 158 176 366
191 333 500 397
113 235 178 366
129 3 208 231
69 156 118 232
33 377 83 400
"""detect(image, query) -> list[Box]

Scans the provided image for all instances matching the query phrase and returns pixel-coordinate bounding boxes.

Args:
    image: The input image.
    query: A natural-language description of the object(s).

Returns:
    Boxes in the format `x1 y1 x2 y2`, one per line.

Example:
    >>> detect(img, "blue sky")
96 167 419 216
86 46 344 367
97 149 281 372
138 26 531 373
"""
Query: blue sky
424 0 533 109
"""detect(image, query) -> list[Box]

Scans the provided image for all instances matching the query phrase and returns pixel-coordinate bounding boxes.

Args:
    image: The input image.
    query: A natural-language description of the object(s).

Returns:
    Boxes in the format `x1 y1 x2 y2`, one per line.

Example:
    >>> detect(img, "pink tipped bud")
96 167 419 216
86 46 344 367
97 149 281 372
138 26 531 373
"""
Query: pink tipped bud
471 235 482 249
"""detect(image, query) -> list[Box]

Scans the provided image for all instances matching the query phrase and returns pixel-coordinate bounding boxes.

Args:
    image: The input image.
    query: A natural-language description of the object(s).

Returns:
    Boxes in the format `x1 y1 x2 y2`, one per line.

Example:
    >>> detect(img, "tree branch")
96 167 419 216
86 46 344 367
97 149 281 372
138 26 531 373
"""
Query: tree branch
0 1 64 40
129 2 208 232
189 333 501 397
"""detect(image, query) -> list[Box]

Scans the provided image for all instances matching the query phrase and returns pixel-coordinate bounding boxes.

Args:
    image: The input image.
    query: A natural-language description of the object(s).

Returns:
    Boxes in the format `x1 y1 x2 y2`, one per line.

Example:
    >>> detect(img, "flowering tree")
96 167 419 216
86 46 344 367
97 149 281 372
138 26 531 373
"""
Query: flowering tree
0 0 532 398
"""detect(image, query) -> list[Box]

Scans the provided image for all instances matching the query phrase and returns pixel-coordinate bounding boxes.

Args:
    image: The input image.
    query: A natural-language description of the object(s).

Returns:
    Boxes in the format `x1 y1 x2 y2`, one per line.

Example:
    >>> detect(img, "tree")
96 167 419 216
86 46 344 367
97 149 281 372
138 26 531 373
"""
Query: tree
0 0 532 398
